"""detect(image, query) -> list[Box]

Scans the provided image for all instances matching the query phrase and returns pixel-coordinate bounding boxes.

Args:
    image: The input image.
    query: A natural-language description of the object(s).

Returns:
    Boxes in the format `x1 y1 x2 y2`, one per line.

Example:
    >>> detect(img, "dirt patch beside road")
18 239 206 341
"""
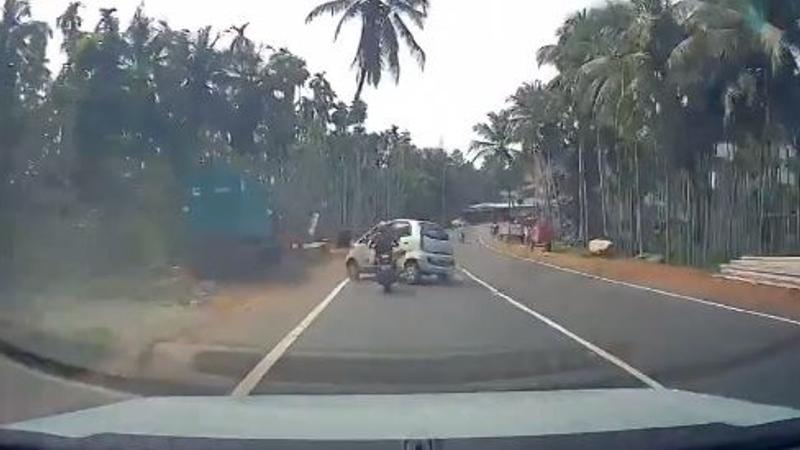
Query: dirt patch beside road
131 248 347 390
0 248 347 394
486 239 800 322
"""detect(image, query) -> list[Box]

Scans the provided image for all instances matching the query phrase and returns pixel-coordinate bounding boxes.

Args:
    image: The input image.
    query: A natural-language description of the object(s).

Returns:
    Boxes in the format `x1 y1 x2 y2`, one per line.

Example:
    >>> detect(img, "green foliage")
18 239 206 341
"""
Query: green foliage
2 1 496 292
480 0 800 265
305 0 429 101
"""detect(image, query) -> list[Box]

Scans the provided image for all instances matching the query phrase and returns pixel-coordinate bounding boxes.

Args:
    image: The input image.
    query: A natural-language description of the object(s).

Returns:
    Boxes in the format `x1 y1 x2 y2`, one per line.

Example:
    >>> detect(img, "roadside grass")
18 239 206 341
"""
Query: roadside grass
56 270 196 304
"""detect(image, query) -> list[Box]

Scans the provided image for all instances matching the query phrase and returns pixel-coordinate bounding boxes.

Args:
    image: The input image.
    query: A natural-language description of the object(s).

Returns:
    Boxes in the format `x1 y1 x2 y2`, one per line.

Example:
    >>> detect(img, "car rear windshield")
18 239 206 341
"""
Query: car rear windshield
421 223 449 241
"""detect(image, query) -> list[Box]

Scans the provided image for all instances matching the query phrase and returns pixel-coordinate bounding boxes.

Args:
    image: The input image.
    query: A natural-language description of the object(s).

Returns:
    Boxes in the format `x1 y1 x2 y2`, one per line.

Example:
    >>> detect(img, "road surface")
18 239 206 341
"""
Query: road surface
243 229 800 407
4 226 800 424
0 355 129 424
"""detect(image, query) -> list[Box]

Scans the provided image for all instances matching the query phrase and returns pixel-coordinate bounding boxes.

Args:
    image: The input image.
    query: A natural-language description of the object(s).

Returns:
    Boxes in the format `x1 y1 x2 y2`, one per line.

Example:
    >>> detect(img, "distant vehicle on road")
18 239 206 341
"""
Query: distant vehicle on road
498 221 525 244
347 219 455 284
451 218 466 228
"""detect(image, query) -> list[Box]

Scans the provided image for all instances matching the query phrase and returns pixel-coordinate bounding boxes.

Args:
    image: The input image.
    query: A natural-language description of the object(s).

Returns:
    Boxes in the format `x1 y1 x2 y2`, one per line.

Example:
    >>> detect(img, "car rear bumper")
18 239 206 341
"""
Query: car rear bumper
418 253 455 275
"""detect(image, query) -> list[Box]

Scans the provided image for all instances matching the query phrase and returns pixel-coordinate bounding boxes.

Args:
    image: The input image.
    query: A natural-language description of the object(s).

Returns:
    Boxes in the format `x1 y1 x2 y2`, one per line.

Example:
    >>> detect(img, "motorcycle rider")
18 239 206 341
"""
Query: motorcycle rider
370 224 400 292
371 223 398 261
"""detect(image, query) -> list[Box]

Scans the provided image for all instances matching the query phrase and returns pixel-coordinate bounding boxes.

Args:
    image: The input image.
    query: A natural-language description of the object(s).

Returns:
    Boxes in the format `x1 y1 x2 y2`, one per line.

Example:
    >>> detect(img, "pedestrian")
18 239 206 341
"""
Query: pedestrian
522 223 530 246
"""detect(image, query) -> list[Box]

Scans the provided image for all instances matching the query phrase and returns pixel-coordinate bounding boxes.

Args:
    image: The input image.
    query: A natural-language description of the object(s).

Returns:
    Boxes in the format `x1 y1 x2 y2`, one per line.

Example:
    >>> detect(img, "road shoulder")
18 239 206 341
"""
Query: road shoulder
481 236 800 323
0 249 347 395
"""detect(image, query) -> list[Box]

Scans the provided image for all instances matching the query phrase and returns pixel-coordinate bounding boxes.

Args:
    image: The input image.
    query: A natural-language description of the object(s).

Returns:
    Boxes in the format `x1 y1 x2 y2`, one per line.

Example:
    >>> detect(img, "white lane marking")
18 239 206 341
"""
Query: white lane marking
231 279 350 397
478 238 800 328
460 267 665 390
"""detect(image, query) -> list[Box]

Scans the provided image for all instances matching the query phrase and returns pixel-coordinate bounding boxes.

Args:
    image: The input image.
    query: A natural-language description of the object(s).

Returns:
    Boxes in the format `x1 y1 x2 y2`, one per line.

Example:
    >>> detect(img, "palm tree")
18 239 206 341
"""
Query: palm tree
669 0 800 255
0 0 50 189
574 13 653 246
469 110 518 163
305 0 429 102
301 72 337 127
123 6 166 158
263 49 310 171
669 0 788 82
0 0 49 115
56 1 83 56
470 110 521 214
508 81 566 227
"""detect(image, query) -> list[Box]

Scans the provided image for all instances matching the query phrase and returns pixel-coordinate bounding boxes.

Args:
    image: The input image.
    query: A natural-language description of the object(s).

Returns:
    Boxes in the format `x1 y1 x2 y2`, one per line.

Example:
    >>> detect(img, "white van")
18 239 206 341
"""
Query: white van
346 219 455 283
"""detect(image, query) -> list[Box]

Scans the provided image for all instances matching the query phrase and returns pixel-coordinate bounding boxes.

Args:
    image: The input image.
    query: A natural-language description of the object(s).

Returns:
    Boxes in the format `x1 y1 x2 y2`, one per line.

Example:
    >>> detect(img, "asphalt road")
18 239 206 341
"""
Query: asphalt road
0 355 130 424
251 227 800 408
4 225 800 425
456 230 800 409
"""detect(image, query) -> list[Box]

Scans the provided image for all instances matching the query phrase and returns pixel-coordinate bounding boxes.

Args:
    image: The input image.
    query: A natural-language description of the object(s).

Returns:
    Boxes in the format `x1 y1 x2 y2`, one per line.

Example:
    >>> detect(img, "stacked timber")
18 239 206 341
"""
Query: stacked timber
718 256 800 290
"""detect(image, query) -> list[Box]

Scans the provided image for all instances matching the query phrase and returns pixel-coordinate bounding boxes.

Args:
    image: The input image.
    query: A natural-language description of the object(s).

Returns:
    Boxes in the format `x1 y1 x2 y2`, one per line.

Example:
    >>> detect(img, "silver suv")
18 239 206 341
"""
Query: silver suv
346 219 455 283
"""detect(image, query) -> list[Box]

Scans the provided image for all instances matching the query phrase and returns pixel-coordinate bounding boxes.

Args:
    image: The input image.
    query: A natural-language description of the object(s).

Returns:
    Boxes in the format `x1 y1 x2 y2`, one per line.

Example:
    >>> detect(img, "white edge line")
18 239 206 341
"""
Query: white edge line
460 267 665 390
231 279 350 397
478 238 800 328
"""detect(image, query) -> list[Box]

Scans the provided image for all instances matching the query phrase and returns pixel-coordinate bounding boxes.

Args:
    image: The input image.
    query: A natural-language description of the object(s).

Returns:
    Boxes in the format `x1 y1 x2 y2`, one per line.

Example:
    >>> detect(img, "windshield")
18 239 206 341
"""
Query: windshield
421 222 449 241
3 0 800 446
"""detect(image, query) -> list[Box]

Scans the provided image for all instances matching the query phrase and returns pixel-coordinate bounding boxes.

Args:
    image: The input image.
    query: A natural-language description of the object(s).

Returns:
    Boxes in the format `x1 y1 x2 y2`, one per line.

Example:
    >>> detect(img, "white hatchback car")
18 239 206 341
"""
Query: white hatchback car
346 219 455 283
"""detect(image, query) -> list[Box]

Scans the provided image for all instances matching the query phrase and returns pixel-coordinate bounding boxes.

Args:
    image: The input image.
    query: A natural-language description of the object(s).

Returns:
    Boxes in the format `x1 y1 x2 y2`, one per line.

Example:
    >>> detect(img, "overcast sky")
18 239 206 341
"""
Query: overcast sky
32 0 597 150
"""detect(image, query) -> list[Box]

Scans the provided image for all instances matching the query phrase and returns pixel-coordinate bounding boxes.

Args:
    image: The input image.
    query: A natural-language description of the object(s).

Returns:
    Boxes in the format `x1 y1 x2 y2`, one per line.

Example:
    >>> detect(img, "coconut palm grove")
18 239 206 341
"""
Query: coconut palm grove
2 0 800 291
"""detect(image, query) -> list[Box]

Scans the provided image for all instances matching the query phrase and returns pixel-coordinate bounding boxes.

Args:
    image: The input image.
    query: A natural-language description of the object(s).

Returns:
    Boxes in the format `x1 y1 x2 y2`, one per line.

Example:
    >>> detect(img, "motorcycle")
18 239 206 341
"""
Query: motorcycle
375 249 404 293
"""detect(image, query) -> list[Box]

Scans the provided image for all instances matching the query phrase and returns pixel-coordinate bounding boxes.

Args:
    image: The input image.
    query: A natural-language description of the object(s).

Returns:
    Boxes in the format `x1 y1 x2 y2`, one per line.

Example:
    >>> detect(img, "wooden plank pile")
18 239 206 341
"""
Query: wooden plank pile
718 256 800 290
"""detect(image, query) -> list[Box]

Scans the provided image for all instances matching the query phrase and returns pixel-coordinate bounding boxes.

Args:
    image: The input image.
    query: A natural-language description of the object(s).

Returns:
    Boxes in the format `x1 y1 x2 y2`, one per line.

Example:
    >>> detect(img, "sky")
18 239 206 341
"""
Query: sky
32 0 598 151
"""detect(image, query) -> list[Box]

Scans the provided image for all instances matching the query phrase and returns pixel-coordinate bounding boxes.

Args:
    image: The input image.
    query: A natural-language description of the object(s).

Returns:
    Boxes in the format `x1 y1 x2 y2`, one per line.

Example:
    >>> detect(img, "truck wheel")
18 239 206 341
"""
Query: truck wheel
347 260 361 281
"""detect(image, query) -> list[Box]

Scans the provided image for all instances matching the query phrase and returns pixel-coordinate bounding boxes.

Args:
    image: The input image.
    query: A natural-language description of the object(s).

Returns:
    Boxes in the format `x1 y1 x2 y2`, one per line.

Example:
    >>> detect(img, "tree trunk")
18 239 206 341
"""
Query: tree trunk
760 67 772 254
616 147 624 249
582 157 589 242
665 167 671 264
597 127 608 237
629 185 636 255
544 145 561 232
355 148 363 230
340 155 348 227
796 145 800 247
353 70 367 104
398 145 406 218
441 162 447 224
578 138 588 245
634 141 643 256
759 144 766 254
727 167 737 259
686 175 692 265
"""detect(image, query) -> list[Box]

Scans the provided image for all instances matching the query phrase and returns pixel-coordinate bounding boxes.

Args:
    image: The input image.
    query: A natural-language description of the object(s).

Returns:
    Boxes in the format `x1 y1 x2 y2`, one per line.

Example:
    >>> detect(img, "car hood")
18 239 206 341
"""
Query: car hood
5 389 800 440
